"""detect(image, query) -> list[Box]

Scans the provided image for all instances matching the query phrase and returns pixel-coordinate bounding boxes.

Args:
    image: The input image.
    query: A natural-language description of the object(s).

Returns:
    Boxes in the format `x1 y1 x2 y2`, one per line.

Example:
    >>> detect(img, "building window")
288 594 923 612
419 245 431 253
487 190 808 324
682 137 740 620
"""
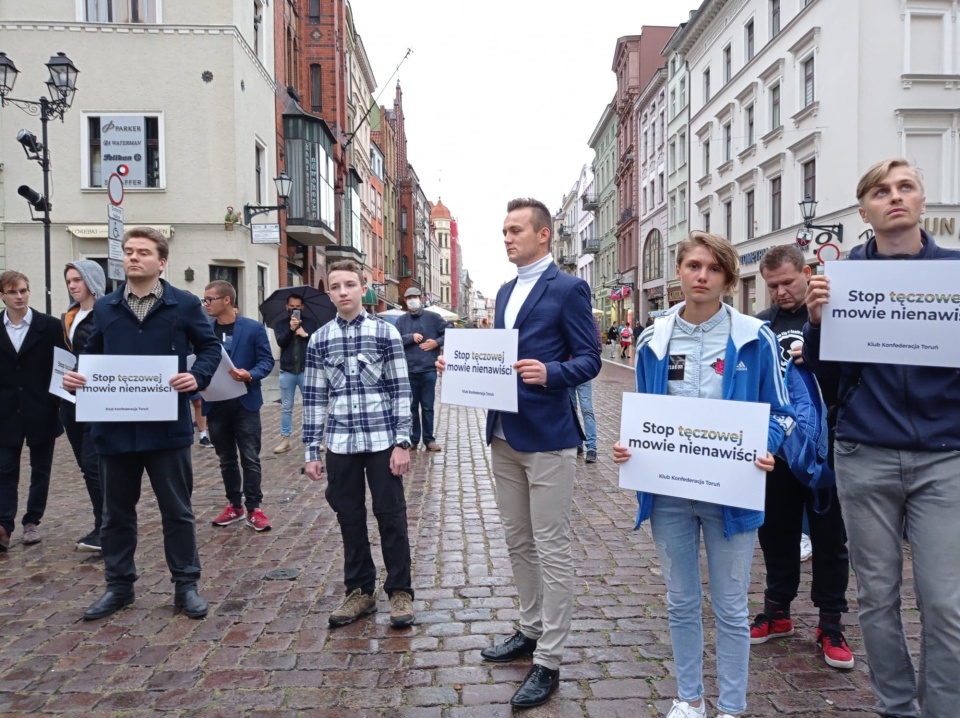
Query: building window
770 82 781 129
678 131 686 165
85 114 163 189
679 76 687 108
670 88 677 118
255 144 264 204
679 188 687 218
669 139 677 170
253 0 263 58
210 266 240 295
803 56 815 107
771 0 781 37
310 64 322 112
745 20 755 61
802 159 816 200
770 176 782 230
746 104 755 146
703 211 711 233
703 67 711 102
746 190 755 239
308 0 320 22
257 265 267 315
703 139 711 173
84 0 157 22
724 200 733 240
658 172 665 203
643 230 663 282
723 45 732 84
669 192 677 225
401 207 408 233
723 122 732 162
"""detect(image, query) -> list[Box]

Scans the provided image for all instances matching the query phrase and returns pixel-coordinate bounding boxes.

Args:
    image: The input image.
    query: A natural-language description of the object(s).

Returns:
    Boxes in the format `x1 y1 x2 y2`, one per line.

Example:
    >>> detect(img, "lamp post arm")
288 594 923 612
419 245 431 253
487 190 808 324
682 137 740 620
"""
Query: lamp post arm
804 222 844 244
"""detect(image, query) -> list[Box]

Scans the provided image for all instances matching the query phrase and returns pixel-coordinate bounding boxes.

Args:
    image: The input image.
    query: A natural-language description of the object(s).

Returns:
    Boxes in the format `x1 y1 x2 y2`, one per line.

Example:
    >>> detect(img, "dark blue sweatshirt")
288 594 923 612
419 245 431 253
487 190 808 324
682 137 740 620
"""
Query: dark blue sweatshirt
802 231 960 451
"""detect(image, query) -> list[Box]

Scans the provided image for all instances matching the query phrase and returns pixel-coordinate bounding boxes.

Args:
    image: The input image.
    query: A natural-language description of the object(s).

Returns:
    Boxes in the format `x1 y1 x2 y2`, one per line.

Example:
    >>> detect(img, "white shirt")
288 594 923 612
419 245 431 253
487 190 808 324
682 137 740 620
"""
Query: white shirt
3 307 33 353
495 254 554 440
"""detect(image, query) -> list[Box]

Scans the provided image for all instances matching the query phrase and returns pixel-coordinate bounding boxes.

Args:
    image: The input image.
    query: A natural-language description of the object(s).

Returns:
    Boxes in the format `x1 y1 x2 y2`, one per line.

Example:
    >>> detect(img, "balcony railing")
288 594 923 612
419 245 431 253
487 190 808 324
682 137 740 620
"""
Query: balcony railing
619 205 635 225
558 224 573 238
581 194 599 211
582 236 601 254
560 254 577 268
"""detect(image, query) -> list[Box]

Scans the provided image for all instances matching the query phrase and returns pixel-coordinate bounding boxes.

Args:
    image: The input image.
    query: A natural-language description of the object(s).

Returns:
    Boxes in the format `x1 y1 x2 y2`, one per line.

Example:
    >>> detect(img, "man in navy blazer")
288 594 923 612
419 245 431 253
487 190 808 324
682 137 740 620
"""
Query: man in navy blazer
480 198 601 708
201 280 275 532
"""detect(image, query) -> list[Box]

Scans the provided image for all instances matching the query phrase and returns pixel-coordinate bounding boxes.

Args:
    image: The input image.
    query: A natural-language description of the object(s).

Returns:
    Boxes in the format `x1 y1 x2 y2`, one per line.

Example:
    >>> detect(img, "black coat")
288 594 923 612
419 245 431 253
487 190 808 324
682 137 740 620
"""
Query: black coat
0 310 64 447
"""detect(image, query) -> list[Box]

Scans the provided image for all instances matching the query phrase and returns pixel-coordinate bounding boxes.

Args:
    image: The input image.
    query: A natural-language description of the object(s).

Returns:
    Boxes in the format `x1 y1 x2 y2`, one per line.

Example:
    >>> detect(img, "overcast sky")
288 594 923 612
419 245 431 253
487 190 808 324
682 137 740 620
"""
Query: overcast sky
354 1 695 297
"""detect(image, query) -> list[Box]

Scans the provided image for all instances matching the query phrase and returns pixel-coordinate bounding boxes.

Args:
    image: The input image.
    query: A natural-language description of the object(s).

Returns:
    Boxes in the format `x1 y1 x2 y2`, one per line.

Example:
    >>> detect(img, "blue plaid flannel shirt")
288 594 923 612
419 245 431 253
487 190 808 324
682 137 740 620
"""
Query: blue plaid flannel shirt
303 309 412 461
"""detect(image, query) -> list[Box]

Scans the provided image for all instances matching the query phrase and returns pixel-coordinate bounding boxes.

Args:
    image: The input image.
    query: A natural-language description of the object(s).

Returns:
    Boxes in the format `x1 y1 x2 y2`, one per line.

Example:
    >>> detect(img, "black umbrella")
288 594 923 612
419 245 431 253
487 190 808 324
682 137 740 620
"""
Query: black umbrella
259 286 336 329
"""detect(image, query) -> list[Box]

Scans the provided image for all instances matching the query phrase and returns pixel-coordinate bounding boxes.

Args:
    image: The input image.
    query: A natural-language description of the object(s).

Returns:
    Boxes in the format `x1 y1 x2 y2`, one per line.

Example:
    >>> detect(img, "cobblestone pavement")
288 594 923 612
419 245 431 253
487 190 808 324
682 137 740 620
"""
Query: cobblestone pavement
0 360 917 717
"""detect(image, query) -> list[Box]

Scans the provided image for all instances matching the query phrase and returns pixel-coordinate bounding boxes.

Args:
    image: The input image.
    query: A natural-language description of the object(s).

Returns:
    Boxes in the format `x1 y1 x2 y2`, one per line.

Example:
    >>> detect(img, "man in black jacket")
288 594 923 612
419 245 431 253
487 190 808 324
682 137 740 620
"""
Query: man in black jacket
395 287 446 451
0 270 64 551
271 293 318 454
752 245 852 670
61 260 108 552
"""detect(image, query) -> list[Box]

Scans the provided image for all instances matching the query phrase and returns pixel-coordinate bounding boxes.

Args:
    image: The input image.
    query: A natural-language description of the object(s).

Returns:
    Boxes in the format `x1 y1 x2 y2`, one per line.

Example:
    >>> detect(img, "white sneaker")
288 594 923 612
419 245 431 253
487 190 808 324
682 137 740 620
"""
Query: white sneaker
666 699 706 718
800 533 813 562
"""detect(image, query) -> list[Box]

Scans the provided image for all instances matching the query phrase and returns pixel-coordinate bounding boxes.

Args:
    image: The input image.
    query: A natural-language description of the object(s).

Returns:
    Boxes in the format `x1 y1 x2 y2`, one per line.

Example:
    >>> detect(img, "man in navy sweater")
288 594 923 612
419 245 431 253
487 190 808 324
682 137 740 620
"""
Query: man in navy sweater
804 158 960 718
395 286 446 451
65 227 221 621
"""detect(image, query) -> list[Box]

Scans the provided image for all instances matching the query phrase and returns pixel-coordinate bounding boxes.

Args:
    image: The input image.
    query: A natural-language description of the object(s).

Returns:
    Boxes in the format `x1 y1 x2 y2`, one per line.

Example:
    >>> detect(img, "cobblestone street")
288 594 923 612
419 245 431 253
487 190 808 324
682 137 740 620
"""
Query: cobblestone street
0 360 913 717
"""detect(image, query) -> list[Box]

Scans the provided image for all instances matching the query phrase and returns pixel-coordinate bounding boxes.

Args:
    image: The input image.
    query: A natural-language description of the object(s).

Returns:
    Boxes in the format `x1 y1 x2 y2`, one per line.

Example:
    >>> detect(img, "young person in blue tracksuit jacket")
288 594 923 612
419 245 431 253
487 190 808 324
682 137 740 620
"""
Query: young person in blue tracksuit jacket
613 231 795 718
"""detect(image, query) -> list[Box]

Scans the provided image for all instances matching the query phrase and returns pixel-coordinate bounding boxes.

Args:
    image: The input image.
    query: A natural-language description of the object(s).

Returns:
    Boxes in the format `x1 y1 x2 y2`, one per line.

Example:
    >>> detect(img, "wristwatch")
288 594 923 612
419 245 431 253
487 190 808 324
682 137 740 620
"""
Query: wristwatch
396 440 412 450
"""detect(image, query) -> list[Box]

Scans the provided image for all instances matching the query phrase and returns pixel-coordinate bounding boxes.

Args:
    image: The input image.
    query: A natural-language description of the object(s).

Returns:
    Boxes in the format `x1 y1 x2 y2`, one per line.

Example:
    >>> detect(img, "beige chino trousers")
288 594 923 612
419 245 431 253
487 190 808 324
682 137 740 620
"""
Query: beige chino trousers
490 437 577 671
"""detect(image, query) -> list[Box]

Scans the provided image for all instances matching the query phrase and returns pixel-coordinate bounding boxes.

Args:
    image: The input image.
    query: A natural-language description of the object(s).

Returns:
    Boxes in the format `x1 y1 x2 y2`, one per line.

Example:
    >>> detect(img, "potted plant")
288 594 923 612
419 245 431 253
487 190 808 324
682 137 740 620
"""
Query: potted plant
224 206 241 230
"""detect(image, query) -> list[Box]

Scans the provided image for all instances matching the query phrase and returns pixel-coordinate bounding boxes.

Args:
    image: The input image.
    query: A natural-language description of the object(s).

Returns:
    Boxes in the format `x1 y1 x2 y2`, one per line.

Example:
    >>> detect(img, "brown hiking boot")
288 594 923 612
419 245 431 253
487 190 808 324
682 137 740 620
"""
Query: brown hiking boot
328 588 377 627
272 437 292 454
389 590 415 628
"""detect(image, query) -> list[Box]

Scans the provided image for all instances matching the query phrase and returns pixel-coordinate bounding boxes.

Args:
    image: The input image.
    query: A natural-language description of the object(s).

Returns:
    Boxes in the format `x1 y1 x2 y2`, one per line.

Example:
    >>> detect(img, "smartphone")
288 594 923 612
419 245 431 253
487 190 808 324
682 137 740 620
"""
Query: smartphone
292 309 301 321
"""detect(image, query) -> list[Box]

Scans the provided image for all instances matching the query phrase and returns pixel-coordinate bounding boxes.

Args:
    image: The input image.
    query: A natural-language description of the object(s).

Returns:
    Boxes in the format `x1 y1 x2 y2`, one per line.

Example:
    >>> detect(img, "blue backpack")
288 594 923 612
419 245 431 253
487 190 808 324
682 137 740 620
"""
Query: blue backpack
778 358 836 513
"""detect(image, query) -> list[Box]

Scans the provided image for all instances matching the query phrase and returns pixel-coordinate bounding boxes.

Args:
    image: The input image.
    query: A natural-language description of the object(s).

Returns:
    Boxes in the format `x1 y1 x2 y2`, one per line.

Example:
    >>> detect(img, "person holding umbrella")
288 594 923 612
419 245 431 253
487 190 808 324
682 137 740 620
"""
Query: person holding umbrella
260 287 335 454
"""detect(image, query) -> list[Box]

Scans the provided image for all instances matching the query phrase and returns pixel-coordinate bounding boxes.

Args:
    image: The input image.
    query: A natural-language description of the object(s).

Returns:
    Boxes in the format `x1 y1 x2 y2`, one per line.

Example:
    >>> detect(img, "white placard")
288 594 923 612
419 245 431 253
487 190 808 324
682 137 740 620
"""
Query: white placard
618 393 770 511
49 347 78 403
76 355 179 422
187 349 248 402
440 329 519 413
251 223 281 244
819 260 960 367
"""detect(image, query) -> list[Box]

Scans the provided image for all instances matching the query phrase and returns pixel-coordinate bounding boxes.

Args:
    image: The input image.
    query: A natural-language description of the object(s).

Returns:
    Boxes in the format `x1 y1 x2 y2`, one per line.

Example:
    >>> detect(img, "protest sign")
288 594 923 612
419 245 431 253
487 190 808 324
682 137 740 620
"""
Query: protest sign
187 348 248 402
49 347 78 404
618 392 769 511
440 329 519 412
76 355 179 422
820 260 960 367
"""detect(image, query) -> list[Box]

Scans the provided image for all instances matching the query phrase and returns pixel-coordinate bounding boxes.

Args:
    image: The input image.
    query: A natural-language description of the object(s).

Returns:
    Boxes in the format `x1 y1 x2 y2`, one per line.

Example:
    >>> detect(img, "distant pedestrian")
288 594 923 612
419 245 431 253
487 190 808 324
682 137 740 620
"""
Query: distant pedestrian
303 260 416 630
64 227 222 621
614 231 793 718
395 286 446 451
202 280 275 532
60 260 107 552
619 324 632 359
0 270 64 552
803 158 960 717
272 292 318 454
606 324 619 358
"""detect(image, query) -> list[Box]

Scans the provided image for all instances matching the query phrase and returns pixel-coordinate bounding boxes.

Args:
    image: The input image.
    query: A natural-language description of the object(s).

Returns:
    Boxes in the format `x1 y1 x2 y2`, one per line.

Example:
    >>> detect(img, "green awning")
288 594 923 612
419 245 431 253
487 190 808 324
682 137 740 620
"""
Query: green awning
362 288 377 305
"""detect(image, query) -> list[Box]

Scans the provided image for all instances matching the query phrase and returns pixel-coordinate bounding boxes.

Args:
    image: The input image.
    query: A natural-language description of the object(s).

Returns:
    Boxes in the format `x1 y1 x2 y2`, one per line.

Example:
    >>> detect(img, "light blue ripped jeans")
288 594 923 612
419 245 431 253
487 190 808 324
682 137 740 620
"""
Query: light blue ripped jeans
651 495 756 716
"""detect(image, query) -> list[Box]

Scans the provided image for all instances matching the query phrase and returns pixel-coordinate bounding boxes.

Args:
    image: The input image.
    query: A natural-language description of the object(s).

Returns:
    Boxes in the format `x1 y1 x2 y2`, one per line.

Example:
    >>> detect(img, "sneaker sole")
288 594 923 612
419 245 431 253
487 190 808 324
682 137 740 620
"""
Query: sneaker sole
77 543 102 552
328 605 377 627
245 520 272 532
390 615 415 628
212 515 245 526
823 653 855 669
750 628 794 644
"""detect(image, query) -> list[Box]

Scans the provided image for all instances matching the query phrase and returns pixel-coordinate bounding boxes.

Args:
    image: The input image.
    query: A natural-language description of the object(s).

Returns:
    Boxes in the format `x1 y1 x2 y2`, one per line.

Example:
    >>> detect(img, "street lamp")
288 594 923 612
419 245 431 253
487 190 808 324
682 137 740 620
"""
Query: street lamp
244 172 293 225
798 194 843 245
0 51 80 314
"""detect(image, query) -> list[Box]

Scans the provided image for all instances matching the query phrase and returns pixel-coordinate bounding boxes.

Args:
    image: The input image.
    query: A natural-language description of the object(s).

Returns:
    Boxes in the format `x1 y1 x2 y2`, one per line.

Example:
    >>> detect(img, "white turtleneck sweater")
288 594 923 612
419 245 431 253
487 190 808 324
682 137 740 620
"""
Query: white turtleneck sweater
494 253 554 440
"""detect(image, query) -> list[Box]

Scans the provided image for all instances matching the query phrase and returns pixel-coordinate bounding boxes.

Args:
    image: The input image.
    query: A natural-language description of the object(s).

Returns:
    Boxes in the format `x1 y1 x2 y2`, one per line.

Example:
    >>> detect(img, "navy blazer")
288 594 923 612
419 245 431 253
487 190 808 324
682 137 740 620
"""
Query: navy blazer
485 262 602 451
201 315 275 415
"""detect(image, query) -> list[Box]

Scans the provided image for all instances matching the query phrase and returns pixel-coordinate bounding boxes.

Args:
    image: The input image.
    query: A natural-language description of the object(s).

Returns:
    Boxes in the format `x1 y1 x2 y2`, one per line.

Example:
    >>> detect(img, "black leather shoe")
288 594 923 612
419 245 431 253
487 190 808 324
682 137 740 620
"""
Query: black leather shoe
83 590 134 620
174 589 208 619
480 630 538 662
510 664 559 708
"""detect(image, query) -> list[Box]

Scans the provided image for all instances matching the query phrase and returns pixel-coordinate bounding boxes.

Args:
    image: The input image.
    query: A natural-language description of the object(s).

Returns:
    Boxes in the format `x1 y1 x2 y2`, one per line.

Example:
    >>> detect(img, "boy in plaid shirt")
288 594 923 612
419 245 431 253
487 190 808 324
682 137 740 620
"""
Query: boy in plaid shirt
303 260 415 628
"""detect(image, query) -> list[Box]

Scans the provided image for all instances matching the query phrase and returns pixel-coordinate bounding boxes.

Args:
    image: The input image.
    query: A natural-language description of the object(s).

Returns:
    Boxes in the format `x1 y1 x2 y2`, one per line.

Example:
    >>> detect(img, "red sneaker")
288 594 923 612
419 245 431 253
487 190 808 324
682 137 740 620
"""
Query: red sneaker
212 504 245 526
750 612 794 644
816 624 854 669
245 508 272 532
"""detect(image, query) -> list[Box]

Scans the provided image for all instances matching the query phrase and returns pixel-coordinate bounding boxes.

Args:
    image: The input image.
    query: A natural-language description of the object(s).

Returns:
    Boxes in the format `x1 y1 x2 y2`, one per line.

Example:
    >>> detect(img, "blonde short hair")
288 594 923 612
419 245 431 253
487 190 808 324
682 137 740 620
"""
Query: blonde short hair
856 158 925 203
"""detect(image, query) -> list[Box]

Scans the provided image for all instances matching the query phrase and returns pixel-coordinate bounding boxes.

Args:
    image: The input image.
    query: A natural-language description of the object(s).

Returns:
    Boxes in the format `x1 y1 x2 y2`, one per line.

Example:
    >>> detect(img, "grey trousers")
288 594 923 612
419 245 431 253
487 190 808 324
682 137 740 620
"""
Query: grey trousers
490 437 576 671
834 441 960 718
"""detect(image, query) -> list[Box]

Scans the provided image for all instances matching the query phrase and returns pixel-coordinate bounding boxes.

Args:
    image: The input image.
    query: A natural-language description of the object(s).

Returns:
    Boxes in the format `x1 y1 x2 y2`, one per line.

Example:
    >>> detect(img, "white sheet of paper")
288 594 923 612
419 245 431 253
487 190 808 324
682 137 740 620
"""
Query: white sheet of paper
76 355 179 422
49 346 77 404
618 393 769 511
440 329 519 413
820 260 960 368
187 348 248 402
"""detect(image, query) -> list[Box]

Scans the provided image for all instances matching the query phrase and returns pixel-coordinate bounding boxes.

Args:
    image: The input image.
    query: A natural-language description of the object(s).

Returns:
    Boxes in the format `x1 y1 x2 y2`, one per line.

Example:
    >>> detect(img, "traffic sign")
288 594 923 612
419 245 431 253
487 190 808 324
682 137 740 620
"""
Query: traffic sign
107 202 124 280
107 172 124 206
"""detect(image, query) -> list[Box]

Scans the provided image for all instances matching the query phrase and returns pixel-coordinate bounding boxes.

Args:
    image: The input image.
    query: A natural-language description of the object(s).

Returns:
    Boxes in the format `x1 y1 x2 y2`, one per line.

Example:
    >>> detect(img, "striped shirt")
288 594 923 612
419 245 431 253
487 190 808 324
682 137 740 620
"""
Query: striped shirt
303 309 412 461
125 281 164 321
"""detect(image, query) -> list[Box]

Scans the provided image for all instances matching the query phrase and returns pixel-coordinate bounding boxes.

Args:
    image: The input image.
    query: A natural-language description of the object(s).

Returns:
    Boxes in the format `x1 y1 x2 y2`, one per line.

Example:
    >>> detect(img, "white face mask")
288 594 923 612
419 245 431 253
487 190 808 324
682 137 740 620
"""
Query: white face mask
407 298 422 312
